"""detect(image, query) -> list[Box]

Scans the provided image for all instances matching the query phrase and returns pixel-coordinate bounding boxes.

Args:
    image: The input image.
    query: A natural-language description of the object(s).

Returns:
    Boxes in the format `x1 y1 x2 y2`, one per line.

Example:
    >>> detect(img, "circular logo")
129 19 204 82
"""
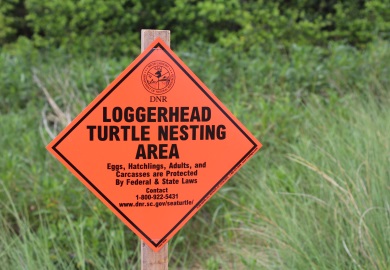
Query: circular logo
141 61 175 95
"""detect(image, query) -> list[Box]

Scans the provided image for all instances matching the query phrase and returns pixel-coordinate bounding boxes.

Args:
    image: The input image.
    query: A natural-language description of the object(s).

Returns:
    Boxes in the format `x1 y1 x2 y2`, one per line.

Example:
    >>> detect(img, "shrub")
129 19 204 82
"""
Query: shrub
1 0 389 54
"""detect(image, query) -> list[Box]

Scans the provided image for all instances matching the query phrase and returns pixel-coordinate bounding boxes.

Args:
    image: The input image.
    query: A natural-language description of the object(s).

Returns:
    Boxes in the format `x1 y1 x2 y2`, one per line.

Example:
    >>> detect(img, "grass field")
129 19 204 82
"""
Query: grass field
1 41 389 269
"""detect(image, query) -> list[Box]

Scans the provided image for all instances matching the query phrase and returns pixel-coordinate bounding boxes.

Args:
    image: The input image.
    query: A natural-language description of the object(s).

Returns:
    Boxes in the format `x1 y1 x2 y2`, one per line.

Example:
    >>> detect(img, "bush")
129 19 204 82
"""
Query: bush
0 0 389 55
0 0 31 44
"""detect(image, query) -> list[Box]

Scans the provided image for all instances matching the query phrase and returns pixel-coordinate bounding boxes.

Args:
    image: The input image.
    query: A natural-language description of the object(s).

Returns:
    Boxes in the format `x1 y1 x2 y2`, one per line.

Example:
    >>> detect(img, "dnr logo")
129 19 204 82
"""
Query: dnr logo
142 60 175 95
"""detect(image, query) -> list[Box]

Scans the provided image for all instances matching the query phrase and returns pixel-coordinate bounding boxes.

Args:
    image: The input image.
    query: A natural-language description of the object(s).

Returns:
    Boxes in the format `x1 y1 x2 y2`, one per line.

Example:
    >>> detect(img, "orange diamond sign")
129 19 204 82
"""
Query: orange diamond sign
46 38 261 251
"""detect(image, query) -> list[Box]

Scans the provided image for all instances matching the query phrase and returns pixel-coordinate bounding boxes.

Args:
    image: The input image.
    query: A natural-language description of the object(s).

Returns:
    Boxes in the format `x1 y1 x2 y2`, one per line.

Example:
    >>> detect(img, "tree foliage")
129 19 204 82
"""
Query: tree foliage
0 0 389 54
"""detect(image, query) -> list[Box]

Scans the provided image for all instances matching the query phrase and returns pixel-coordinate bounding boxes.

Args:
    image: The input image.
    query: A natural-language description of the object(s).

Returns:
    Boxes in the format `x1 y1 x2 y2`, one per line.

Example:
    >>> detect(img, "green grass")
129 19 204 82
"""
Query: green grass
211 92 390 269
1 41 389 269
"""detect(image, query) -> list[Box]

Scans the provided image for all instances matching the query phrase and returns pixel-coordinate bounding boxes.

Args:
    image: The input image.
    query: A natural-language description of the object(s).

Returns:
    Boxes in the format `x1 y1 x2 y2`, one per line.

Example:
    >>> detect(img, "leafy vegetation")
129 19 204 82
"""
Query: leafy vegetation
1 0 389 55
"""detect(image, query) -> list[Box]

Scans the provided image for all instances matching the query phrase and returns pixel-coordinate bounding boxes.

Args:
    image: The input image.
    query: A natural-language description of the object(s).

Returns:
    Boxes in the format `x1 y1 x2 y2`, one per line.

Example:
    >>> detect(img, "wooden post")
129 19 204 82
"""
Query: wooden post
140 29 170 270
141 240 168 270
141 29 170 52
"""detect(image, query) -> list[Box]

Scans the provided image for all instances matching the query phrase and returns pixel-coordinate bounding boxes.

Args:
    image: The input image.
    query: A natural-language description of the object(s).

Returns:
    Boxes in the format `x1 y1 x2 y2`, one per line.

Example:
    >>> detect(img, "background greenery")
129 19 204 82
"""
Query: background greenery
1 0 389 54
1 0 389 269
